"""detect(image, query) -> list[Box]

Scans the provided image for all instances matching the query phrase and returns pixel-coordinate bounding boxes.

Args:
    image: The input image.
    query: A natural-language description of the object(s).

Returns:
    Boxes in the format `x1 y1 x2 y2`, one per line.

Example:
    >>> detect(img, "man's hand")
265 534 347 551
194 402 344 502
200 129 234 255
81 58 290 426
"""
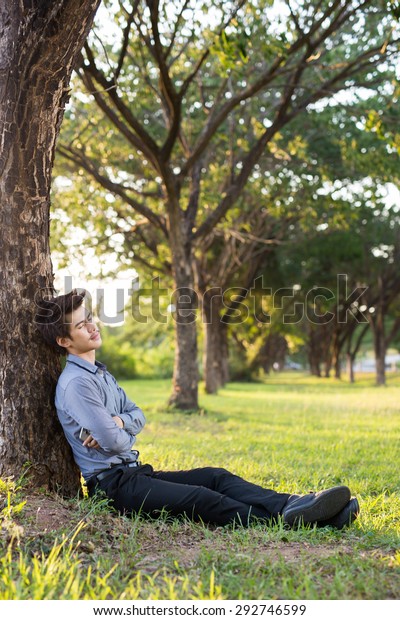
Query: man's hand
83 434 100 449
114 416 124 428
82 417 123 450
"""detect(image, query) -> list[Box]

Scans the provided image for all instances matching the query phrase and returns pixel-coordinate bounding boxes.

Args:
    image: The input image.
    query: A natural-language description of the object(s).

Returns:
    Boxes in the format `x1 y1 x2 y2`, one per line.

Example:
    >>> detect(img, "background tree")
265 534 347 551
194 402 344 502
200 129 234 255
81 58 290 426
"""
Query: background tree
358 206 400 385
273 195 400 384
202 88 400 385
0 0 100 493
194 189 290 393
53 0 400 410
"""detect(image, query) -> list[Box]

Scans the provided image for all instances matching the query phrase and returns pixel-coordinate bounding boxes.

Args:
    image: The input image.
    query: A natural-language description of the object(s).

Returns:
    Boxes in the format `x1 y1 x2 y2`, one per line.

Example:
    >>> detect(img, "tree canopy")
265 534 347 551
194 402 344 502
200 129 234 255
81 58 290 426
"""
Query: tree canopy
52 0 400 402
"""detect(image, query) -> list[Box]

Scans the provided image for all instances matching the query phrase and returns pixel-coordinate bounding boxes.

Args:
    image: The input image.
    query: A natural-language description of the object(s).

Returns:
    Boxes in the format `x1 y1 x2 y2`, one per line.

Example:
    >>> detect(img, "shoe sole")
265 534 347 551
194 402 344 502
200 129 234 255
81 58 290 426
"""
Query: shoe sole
318 497 360 529
284 486 351 526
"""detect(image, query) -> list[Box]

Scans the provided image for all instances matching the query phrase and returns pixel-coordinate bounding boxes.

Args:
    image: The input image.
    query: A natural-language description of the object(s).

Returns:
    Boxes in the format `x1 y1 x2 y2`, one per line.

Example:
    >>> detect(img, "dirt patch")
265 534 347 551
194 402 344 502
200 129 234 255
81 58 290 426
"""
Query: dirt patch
15 493 79 536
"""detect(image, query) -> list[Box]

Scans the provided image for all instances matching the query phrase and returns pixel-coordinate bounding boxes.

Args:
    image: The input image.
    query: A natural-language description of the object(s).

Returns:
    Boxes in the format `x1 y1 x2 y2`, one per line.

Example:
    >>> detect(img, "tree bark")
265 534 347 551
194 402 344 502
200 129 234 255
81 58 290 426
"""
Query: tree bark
329 327 343 380
324 354 332 379
367 285 387 387
169 287 199 410
373 324 387 386
345 322 369 384
250 332 288 375
201 292 229 394
333 354 342 380
167 210 199 409
346 353 356 384
0 0 100 494
306 324 323 377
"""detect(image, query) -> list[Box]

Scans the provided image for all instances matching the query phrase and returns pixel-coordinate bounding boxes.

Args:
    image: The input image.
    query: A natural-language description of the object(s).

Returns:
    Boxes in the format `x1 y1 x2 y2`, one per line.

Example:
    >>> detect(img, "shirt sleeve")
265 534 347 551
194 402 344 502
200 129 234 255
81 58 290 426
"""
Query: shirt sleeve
112 376 146 435
64 376 137 455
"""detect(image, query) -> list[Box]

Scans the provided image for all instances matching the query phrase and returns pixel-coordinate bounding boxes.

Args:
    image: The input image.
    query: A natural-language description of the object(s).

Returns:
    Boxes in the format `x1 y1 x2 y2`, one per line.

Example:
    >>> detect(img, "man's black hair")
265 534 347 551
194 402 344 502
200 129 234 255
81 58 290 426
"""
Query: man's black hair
34 289 86 355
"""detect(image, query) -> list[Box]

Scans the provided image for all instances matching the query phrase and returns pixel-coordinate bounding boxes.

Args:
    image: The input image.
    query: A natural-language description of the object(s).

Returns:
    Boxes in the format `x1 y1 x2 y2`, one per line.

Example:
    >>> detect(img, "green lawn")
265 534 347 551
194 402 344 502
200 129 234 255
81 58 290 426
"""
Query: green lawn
1 372 399 599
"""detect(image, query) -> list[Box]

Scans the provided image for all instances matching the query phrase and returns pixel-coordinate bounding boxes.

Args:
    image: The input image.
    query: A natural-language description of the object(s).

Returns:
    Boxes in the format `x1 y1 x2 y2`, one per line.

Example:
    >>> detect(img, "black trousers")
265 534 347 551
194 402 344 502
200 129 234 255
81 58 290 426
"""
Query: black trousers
88 464 291 526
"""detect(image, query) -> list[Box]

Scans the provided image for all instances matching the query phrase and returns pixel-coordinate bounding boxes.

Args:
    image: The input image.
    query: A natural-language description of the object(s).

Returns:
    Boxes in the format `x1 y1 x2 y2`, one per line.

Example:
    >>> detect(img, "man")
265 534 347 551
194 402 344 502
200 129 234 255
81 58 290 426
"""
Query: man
35 289 359 529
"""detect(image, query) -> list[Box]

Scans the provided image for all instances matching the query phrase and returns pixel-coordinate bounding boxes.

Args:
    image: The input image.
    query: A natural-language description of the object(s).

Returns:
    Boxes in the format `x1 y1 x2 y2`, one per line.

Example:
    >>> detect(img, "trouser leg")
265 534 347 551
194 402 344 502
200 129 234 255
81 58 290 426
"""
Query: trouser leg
94 465 290 526
153 467 290 519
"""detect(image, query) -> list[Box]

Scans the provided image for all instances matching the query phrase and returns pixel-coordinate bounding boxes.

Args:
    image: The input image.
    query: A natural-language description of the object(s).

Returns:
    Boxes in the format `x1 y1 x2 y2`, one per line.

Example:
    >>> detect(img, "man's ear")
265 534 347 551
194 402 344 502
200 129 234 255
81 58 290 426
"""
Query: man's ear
56 336 72 350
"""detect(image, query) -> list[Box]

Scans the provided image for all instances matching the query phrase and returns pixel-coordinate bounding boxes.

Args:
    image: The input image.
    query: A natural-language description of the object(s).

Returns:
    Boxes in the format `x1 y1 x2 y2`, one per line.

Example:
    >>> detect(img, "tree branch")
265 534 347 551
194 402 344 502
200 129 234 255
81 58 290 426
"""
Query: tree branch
293 44 396 115
180 55 287 177
179 0 247 98
113 0 140 84
126 225 171 274
180 0 362 177
147 0 181 160
127 246 170 275
347 322 370 358
164 0 191 61
193 121 280 241
224 41 393 215
77 66 159 169
192 49 311 243
57 144 168 236
185 159 203 236
81 44 161 167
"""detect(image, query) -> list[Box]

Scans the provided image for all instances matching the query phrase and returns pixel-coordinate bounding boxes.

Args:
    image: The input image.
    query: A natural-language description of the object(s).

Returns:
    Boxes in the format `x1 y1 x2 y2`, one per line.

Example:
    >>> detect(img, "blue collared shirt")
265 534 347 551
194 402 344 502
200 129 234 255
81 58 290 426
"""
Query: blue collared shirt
55 353 146 481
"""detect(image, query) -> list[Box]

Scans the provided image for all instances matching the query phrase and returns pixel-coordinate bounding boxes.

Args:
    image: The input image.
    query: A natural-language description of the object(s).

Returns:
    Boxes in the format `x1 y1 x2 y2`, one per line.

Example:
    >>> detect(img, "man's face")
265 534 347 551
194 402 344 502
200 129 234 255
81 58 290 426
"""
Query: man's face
58 305 102 356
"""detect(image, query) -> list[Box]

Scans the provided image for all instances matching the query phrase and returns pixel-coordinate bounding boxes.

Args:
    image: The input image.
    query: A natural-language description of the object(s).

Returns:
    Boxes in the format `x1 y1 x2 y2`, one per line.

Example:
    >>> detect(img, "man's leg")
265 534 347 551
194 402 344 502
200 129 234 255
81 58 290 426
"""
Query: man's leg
152 467 352 527
91 465 353 528
93 464 280 526
153 467 290 519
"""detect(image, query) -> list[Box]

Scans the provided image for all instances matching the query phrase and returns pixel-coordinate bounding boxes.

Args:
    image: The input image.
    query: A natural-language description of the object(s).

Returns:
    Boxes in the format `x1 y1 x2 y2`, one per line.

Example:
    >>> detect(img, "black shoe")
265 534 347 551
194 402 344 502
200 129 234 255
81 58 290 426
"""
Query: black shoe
317 497 360 530
283 486 351 526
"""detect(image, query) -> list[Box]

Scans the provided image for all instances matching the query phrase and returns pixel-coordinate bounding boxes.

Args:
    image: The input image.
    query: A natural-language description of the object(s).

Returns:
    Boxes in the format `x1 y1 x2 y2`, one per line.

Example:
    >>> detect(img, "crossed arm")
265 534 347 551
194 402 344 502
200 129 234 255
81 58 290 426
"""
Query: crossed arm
65 377 146 454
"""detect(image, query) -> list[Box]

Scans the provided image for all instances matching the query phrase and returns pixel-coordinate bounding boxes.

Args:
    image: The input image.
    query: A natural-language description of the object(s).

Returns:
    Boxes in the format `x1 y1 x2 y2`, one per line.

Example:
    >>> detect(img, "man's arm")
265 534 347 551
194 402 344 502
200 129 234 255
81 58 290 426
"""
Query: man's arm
112 378 146 435
84 413 125 449
65 377 138 454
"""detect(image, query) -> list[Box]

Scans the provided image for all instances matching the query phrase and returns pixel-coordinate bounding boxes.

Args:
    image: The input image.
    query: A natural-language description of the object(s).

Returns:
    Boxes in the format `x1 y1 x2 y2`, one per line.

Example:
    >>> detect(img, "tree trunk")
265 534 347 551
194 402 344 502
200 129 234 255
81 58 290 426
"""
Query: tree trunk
324 355 332 378
306 325 322 377
309 358 321 377
334 354 342 380
202 292 229 394
370 306 387 387
346 353 355 384
0 0 100 494
374 330 387 386
221 334 230 384
322 320 335 378
345 322 369 385
169 307 199 410
250 332 288 376
330 328 342 379
167 234 199 410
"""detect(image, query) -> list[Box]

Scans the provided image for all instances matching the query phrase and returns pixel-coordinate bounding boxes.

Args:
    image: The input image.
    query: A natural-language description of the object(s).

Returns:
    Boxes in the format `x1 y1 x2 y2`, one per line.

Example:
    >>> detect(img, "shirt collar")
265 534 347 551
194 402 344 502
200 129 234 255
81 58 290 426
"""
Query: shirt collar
66 353 107 374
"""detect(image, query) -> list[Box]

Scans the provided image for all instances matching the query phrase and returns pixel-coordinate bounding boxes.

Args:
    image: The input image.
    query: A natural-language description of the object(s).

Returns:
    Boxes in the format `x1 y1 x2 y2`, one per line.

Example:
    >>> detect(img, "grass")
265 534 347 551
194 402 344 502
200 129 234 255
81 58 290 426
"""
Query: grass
1 372 399 600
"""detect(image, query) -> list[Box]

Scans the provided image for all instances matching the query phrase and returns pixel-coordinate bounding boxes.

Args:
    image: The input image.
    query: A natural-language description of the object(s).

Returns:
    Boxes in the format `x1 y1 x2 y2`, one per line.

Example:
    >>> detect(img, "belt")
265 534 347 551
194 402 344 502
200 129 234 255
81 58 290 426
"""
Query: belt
88 461 141 486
